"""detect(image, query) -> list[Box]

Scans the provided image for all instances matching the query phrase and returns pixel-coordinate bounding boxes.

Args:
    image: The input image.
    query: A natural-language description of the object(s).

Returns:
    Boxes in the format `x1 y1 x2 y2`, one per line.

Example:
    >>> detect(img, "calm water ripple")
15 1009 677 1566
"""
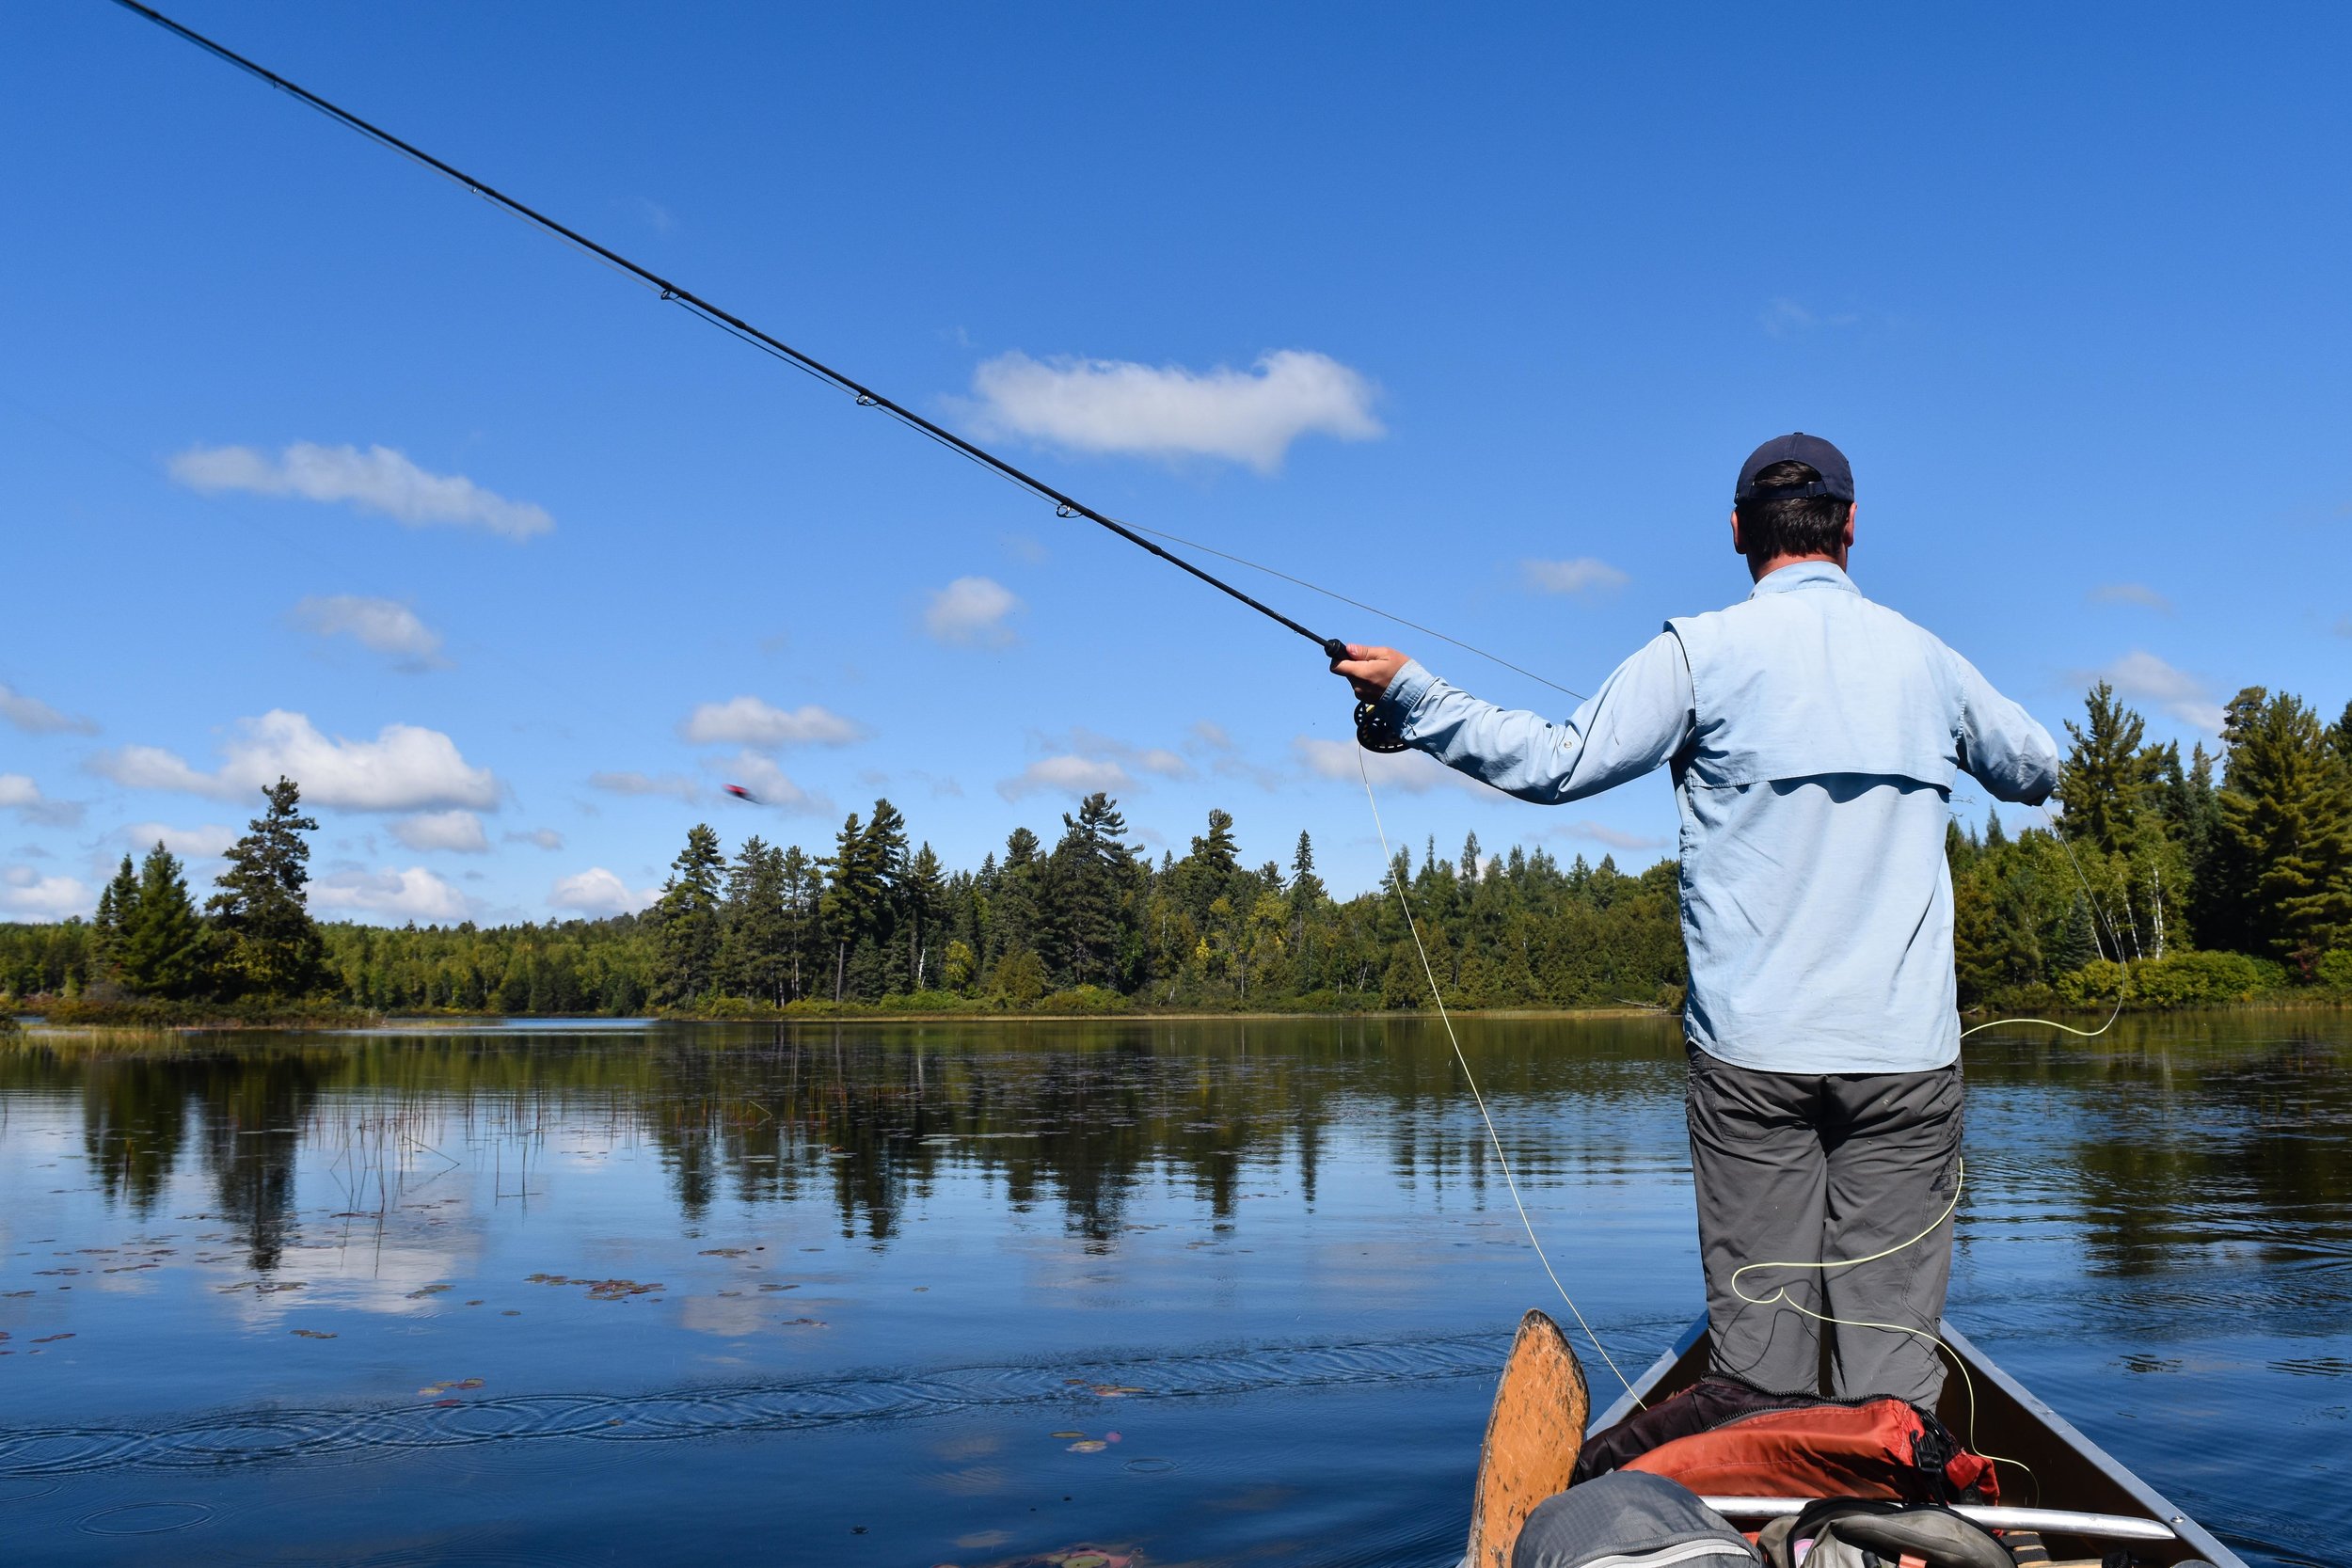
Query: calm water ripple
1 1013 2345 1566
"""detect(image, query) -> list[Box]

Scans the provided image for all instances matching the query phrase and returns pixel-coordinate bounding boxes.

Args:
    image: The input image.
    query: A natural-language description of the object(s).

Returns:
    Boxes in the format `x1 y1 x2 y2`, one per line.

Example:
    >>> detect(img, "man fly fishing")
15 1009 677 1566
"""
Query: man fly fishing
1332 433 2058 1411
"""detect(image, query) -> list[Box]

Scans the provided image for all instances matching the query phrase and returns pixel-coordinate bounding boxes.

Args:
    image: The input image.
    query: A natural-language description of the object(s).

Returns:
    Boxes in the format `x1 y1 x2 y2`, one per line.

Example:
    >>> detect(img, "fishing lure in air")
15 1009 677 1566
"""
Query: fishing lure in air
103 0 1414 752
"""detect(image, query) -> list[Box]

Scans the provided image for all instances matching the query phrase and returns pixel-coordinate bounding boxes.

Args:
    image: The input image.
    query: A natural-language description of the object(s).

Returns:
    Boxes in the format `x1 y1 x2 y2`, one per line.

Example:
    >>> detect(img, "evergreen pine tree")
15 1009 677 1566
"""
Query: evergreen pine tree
2058 683 2156 853
2214 689 2352 965
719 837 789 1005
119 843 208 998
1047 793 1133 988
1983 809 2008 849
207 778 326 998
902 843 946 990
2048 894 2101 974
650 824 726 1005
91 853 140 983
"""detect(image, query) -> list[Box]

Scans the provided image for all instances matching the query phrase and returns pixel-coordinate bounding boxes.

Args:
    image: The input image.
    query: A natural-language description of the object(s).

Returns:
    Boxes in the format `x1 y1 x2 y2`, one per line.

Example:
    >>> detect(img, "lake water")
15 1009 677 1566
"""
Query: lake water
0 1014 2344 1567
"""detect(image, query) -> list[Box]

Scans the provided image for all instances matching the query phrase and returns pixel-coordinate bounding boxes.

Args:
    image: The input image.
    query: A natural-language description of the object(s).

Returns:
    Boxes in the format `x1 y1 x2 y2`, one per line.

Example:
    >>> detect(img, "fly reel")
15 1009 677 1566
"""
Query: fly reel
1354 700 1409 753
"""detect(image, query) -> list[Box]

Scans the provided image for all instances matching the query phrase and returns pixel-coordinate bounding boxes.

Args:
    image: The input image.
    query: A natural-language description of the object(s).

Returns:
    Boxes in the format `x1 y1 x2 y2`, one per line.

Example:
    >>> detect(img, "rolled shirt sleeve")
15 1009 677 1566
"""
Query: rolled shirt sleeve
1947 648 2060 804
1375 632 1695 803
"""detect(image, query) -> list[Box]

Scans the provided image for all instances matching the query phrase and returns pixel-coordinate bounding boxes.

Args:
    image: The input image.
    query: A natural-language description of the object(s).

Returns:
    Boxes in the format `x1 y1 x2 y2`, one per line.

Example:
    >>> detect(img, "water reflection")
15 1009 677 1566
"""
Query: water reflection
8 1015 2349 1276
1 1014 2345 1568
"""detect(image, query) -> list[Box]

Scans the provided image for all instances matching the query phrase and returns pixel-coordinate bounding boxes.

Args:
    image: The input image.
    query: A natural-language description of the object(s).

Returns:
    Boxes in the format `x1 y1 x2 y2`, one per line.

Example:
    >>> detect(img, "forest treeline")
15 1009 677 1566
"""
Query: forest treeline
5 681 2349 1021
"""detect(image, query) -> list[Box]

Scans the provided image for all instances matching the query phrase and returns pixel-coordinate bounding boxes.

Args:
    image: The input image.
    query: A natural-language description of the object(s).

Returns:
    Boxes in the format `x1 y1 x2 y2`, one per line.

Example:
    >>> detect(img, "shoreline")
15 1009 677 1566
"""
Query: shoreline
12 997 2350 1034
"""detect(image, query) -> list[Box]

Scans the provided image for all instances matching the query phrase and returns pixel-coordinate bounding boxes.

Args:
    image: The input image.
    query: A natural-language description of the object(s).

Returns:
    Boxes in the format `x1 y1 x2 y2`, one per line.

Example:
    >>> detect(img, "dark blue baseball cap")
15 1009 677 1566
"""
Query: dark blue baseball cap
1734 432 1854 503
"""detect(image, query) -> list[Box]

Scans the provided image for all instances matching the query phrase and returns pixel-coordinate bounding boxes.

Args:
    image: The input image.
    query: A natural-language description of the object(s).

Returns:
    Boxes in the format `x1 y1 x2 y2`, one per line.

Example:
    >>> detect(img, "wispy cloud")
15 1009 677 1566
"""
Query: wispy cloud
88 711 500 813
588 770 699 801
1522 557 1630 597
119 821 238 858
293 595 449 670
1 866 89 920
698 752 829 815
0 682 98 736
389 810 490 854
504 828 564 850
2087 582 2173 614
678 697 866 749
550 866 658 918
311 865 474 924
1061 726 1190 781
1760 298 1861 339
170 442 553 541
923 577 1024 648
2067 650 2224 732
1183 719 1284 790
1544 819 1672 851
967 349 1383 473
0 774 86 829
1292 736 1489 795
997 755 1133 801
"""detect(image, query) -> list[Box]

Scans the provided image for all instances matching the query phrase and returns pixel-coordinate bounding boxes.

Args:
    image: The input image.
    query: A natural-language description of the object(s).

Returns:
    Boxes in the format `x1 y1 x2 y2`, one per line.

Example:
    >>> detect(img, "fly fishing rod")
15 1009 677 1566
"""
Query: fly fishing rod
102 0 1422 749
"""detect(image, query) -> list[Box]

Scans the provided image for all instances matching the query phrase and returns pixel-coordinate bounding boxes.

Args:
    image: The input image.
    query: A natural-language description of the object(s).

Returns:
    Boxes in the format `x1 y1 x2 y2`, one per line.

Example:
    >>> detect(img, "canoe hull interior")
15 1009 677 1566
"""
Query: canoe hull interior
1447 1315 2243 1568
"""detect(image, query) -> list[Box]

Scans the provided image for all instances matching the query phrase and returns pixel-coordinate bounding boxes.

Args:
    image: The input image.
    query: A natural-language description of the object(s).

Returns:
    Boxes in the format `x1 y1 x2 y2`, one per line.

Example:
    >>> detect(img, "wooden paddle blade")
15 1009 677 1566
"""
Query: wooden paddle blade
1466 1308 1590 1568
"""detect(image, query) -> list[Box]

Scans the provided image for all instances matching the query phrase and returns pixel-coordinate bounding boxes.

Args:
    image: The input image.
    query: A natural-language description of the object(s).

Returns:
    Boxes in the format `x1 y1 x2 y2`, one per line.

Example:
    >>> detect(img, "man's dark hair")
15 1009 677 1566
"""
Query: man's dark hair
1734 461 1848 562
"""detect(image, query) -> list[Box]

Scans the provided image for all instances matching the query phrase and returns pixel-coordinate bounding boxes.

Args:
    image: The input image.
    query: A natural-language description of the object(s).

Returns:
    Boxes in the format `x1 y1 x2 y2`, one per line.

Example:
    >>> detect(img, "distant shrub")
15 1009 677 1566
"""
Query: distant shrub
1033 985 1128 1015
2056 950 2280 1008
2316 949 2352 991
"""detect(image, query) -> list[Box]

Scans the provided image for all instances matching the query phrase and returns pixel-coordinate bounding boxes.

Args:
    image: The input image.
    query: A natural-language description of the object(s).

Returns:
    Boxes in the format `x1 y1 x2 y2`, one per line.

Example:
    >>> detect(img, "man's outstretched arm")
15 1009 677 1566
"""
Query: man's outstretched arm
1331 634 1693 804
1947 649 2060 804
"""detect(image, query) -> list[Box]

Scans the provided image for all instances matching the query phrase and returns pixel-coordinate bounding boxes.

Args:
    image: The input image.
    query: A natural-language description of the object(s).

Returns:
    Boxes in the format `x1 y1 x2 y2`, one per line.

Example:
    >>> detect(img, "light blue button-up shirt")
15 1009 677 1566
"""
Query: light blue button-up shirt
1377 562 2058 1074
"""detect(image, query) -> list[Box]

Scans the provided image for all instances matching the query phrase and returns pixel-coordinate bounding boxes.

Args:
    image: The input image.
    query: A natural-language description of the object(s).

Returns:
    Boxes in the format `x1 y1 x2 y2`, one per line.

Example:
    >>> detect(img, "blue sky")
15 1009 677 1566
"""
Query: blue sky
4 2 2347 925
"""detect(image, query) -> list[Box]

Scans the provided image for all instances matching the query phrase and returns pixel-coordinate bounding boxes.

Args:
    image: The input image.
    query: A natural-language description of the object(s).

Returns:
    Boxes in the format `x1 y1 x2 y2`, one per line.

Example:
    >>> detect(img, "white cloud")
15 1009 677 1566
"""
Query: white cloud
1 866 89 920
0 683 98 736
169 442 553 541
968 348 1383 473
1293 736 1489 795
311 865 474 924
1189 720 1233 752
2087 582 2173 614
678 696 866 748
389 810 490 854
922 577 1023 647
0 774 85 829
293 595 448 670
1065 725 1190 780
2068 650 2224 732
698 752 828 815
588 770 699 800
550 866 659 918
1523 558 1630 597
504 828 564 850
997 755 1133 801
120 821 238 858
89 711 499 813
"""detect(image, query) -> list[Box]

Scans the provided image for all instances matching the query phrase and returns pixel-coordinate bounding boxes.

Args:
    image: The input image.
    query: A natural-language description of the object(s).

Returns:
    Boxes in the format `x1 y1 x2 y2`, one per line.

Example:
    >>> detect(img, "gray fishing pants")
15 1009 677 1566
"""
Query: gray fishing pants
1685 1044 1962 1404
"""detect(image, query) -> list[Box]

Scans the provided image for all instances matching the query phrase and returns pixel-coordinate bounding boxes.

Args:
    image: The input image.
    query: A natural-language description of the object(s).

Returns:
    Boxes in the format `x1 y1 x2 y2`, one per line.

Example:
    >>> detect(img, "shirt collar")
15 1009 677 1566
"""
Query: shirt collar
1749 561 1858 598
